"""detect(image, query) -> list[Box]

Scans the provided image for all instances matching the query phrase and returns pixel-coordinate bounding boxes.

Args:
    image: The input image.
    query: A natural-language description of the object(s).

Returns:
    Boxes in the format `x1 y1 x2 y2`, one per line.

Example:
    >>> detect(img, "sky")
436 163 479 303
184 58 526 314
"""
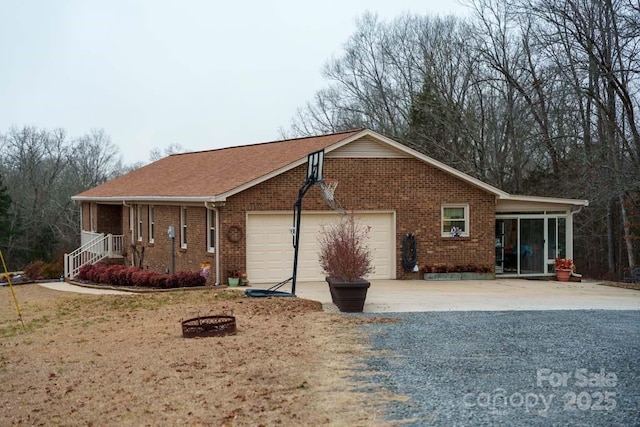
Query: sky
0 0 469 165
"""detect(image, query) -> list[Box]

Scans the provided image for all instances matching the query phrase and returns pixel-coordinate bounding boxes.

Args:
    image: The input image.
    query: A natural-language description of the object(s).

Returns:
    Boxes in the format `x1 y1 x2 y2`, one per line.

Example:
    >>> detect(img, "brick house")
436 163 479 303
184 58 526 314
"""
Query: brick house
68 129 588 285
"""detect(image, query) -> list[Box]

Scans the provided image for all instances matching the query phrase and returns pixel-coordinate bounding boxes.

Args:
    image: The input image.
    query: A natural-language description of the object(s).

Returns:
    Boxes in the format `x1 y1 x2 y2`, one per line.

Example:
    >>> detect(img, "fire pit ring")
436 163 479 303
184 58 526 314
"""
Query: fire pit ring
181 312 236 338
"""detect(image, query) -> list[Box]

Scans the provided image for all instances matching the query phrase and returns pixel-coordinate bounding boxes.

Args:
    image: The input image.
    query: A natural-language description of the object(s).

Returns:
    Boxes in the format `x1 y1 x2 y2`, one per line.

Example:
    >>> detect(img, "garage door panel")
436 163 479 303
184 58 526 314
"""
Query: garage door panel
247 212 394 284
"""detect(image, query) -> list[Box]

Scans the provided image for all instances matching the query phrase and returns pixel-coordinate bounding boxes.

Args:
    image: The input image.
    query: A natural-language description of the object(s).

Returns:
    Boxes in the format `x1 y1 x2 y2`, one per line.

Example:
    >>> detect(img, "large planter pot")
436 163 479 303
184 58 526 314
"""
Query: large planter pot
228 277 240 287
326 277 370 312
556 269 572 282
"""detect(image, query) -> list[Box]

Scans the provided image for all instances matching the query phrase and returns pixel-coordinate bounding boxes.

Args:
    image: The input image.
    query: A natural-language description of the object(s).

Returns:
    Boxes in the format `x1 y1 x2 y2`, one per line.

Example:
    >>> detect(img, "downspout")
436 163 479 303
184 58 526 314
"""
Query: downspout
123 201 134 266
205 202 221 286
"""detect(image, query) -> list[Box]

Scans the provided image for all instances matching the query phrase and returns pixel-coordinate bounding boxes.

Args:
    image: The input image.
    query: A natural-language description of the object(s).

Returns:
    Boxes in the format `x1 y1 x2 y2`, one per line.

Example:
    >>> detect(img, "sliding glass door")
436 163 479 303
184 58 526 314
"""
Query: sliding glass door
496 214 567 276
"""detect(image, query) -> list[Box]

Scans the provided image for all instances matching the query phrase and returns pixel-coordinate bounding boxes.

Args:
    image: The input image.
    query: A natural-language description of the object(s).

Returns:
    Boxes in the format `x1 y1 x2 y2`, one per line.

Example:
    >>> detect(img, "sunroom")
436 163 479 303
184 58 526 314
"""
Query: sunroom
495 195 588 277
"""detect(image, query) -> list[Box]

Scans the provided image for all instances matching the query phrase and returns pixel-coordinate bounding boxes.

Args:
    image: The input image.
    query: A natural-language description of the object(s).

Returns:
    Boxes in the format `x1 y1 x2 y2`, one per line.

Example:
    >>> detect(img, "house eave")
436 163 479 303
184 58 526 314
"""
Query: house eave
498 194 589 207
71 195 227 204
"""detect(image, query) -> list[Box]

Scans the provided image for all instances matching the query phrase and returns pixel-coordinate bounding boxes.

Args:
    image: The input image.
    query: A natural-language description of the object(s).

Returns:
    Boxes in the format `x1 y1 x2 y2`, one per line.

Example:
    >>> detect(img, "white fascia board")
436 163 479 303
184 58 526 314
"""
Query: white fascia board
499 194 589 206
71 195 225 204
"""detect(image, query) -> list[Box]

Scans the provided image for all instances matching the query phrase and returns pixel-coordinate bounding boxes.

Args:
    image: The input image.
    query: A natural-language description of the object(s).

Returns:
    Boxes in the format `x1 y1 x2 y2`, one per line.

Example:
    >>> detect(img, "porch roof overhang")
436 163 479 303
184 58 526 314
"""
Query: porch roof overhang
496 194 589 212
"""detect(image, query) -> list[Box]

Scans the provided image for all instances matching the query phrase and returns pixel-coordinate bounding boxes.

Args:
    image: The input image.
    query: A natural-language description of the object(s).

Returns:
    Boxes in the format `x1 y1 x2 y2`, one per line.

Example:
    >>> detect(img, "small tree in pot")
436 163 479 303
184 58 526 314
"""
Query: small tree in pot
318 214 374 312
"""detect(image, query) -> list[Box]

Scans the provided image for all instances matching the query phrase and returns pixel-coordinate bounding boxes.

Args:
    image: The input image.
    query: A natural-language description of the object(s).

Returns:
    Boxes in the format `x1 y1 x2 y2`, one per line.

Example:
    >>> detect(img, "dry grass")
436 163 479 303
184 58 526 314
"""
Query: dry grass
0 285 396 426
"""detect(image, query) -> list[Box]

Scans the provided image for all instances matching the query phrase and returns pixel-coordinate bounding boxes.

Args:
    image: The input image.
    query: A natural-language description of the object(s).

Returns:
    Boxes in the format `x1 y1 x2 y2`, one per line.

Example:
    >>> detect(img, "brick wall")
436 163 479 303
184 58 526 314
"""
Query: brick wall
222 157 495 280
86 157 496 283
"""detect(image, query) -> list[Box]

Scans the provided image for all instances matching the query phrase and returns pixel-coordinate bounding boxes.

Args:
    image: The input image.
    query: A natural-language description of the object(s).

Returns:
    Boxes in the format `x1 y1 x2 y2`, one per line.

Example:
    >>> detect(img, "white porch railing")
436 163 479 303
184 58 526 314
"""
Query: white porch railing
64 233 124 279
81 231 103 247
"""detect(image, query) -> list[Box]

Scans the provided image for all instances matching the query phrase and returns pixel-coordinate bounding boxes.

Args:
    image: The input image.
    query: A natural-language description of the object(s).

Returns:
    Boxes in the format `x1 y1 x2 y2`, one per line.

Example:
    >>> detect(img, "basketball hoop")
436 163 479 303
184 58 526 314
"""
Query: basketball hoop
320 179 346 214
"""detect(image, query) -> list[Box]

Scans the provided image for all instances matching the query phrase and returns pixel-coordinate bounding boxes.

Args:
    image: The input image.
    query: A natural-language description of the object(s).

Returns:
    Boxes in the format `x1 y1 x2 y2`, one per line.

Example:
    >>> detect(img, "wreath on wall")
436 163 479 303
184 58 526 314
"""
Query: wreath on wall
227 225 244 243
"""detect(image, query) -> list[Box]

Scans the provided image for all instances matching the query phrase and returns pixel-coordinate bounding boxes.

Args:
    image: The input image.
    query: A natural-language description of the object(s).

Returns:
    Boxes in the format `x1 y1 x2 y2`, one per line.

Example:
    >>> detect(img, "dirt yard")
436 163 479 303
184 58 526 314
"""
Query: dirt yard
0 285 397 426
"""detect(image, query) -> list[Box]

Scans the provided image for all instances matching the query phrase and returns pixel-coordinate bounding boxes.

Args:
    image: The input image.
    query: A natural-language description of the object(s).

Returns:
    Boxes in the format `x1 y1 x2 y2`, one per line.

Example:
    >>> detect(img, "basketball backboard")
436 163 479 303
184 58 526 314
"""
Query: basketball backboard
306 149 324 183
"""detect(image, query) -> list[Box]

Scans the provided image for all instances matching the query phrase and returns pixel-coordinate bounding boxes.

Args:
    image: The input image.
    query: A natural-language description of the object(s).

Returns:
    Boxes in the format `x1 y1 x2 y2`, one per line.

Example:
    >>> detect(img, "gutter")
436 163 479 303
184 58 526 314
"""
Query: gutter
72 195 228 204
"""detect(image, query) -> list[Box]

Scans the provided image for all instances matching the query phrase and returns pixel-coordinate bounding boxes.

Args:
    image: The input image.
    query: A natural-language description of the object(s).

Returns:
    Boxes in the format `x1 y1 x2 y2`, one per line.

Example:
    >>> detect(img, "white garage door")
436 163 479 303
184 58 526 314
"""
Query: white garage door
246 212 395 284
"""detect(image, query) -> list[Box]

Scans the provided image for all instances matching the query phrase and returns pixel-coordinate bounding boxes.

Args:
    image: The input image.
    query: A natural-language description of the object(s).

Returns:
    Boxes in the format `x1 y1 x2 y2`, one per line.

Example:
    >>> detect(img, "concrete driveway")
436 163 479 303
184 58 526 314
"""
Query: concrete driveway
36 278 640 312
294 279 640 312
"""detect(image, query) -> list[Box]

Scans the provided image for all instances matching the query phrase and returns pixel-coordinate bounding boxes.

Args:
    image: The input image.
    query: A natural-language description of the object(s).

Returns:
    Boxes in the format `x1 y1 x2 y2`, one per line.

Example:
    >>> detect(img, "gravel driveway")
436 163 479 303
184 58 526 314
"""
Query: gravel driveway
360 311 640 426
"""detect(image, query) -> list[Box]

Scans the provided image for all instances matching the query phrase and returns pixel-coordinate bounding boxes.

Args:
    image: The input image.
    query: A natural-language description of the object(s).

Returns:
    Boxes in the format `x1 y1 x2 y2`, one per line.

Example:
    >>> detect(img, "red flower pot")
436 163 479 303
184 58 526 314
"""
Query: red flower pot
556 268 572 282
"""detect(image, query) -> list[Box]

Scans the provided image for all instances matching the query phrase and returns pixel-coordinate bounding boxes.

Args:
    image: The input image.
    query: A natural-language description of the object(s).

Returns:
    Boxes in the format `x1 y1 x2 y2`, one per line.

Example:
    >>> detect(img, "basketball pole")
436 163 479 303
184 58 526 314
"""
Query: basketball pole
291 176 317 296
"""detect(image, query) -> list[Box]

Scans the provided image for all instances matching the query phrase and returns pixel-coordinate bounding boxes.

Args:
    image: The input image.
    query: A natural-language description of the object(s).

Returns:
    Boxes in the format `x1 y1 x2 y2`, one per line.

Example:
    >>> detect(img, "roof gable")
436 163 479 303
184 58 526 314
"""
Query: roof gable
328 135 411 158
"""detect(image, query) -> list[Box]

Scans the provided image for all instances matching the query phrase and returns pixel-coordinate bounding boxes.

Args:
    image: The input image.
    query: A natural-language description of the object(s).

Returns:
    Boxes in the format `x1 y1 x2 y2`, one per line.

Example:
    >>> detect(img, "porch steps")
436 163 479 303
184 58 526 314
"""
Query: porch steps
64 233 124 279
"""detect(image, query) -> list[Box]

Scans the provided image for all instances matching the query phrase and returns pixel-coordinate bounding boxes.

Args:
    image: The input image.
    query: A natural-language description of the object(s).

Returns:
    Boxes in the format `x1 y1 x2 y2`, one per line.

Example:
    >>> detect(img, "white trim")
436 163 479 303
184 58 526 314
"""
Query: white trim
72 195 221 203
206 208 215 253
136 205 143 241
441 204 469 237
180 206 187 249
148 205 155 244
499 194 589 206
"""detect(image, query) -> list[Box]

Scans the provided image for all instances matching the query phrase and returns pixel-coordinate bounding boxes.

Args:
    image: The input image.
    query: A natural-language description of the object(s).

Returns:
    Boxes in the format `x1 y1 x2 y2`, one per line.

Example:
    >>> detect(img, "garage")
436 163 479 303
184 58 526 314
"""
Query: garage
246 211 395 284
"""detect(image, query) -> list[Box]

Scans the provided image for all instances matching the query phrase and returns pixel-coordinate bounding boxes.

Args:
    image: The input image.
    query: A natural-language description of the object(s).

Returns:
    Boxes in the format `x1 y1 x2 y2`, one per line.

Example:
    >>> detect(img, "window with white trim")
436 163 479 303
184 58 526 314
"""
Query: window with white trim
129 206 134 233
441 205 469 237
148 205 155 244
207 209 215 253
137 205 143 241
180 206 187 249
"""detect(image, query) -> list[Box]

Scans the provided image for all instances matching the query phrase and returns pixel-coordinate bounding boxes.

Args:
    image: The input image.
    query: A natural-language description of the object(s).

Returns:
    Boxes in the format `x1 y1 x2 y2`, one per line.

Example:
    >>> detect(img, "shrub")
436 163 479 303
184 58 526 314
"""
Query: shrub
23 260 62 280
431 263 447 273
89 263 107 283
76 262 206 288
102 264 123 285
147 271 167 288
318 214 374 282
42 261 63 279
77 263 94 281
176 271 206 288
131 270 151 287
24 261 47 280
422 264 495 274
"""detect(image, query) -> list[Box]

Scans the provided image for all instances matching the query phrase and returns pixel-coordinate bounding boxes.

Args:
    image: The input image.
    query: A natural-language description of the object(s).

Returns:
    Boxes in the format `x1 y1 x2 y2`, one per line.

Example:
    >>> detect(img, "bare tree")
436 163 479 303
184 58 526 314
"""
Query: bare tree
149 143 188 162
0 126 125 268
288 5 640 277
